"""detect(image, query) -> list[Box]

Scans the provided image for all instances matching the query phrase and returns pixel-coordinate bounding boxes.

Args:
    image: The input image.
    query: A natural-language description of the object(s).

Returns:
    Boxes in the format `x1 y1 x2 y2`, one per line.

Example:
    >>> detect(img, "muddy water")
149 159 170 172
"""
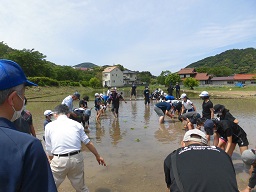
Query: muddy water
27 92 256 192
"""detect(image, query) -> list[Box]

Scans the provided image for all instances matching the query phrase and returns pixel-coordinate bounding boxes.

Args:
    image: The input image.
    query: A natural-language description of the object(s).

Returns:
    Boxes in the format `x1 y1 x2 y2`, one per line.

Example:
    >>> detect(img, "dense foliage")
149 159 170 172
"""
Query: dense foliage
0 42 104 87
1 42 255 87
183 77 199 90
187 48 256 75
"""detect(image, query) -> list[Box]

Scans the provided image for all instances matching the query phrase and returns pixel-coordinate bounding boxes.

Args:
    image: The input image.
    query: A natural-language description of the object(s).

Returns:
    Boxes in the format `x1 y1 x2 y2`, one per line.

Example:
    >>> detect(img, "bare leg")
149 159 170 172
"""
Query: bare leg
226 143 236 156
239 145 248 155
217 139 226 150
159 116 165 124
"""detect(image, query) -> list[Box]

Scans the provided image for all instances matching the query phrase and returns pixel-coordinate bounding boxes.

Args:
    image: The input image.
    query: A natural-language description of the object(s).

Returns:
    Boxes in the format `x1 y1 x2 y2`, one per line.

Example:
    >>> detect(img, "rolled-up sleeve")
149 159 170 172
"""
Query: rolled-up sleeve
79 126 90 145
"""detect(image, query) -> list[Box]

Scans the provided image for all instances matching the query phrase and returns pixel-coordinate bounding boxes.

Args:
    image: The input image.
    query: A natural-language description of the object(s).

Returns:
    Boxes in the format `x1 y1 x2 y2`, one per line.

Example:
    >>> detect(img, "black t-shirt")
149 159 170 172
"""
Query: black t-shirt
220 111 236 122
144 89 150 98
110 92 123 106
79 100 88 108
131 86 136 93
202 100 213 119
164 144 239 192
216 120 246 141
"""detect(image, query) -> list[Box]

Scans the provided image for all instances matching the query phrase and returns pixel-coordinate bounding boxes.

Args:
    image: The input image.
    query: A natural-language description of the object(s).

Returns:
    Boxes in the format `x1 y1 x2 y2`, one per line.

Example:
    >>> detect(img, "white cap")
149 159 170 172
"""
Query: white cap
199 91 209 97
183 129 208 145
44 110 53 116
95 93 99 97
180 93 187 99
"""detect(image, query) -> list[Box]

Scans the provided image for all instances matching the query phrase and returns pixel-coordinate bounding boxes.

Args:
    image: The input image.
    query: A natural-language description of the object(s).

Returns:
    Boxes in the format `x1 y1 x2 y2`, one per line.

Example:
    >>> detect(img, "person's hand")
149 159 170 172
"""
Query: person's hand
96 156 106 166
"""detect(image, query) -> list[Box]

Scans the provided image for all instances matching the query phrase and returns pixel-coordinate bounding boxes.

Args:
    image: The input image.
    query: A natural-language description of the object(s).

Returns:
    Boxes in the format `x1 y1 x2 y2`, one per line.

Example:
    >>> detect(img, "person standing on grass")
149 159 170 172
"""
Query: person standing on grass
0 59 57 192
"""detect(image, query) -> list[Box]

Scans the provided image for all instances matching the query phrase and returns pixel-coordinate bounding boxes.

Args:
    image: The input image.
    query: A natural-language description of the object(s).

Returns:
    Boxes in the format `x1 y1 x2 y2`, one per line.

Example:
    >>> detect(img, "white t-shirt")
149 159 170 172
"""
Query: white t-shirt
182 99 194 110
61 95 73 112
45 115 90 155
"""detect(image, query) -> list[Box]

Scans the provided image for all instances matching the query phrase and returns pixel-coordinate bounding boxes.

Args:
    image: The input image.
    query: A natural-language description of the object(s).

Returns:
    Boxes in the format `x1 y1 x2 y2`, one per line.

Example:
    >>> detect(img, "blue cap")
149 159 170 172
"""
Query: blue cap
204 119 214 135
0 59 37 90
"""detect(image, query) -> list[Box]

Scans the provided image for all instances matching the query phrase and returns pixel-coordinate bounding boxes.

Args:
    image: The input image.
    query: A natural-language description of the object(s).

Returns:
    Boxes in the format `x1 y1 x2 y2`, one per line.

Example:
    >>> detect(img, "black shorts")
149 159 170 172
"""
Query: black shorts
232 134 249 147
131 92 136 96
220 134 249 147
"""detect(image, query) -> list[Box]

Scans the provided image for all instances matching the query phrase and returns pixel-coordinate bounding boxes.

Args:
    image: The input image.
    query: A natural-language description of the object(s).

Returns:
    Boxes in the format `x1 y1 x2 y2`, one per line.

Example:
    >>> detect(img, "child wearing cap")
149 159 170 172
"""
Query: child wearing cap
196 118 219 146
180 93 196 114
213 104 239 124
199 91 214 119
178 111 201 130
164 129 239 192
241 149 256 192
94 93 102 121
43 110 54 141
200 119 249 156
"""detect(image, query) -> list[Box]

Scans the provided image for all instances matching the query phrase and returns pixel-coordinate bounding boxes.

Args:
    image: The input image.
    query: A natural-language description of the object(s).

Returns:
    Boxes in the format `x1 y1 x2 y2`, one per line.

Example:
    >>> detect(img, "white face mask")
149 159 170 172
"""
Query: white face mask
10 93 24 122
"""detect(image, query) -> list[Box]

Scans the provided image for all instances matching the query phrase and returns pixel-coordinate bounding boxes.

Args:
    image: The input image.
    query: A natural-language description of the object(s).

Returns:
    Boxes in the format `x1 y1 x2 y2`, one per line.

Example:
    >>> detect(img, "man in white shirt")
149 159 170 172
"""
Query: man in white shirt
62 92 80 111
62 92 80 119
45 104 106 191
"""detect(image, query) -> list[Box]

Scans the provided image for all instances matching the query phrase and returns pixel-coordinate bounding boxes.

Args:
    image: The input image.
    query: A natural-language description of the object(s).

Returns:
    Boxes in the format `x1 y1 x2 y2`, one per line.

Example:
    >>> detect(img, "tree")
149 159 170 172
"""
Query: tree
4 49 47 77
114 64 125 71
89 77 101 88
157 70 171 85
183 77 199 90
164 73 181 86
137 71 152 84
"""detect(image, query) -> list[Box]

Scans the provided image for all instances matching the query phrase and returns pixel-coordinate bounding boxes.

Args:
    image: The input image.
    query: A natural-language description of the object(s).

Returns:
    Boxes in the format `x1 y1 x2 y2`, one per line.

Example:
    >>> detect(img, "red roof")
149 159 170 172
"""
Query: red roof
194 73 210 80
178 68 195 75
234 74 256 80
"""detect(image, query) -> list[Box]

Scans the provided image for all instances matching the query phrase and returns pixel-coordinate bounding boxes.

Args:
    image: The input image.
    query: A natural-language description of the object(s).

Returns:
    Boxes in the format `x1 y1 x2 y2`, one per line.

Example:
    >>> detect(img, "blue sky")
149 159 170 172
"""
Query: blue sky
1 0 256 76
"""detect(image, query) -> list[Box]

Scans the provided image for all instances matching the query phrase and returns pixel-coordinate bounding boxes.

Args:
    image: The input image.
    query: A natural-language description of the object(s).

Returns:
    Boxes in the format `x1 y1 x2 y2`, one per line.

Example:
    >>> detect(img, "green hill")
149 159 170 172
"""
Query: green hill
187 48 256 74
73 62 98 68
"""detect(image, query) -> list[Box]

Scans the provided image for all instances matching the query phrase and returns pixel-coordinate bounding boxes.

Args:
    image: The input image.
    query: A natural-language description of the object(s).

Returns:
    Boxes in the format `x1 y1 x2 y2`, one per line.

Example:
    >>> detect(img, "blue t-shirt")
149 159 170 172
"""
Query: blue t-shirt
155 102 171 112
165 95 175 100
0 117 57 192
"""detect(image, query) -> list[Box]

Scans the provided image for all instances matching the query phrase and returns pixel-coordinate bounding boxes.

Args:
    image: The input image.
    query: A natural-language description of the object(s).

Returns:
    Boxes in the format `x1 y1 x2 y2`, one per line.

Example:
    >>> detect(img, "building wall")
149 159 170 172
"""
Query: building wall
123 73 137 85
102 68 124 87
211 80 230 85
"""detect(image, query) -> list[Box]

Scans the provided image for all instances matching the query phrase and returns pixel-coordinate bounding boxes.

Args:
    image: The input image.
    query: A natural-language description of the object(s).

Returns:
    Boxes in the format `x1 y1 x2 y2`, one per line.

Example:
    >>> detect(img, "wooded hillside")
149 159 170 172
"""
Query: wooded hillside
187 48 256 74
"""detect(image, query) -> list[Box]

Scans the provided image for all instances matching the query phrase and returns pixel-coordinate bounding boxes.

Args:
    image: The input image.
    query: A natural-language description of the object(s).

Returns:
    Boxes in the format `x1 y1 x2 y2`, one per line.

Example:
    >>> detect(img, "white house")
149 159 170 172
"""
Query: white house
102 66 124 87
